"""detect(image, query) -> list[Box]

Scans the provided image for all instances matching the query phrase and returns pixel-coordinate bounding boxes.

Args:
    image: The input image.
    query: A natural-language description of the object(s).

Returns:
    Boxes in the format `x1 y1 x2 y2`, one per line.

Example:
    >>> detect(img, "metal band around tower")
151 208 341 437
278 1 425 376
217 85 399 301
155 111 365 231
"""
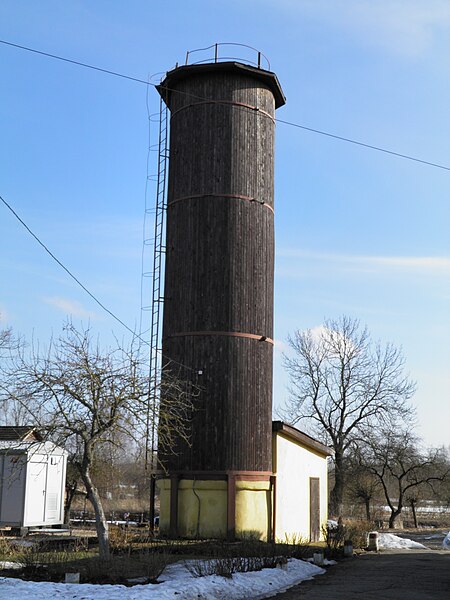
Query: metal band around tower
164 331 274 345
170 99 275 122
167 193 274 213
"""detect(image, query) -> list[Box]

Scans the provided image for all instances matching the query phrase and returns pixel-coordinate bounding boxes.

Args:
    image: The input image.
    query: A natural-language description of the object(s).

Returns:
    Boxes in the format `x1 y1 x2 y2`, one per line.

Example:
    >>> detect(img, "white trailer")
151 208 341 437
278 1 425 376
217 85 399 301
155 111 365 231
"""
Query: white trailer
0 441 67 530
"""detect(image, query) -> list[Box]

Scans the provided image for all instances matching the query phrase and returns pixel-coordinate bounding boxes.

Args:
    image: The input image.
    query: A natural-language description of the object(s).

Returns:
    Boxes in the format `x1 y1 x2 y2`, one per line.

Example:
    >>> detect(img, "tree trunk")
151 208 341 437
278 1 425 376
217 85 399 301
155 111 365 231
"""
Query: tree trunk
389 508 402 529
330 451 345 517
365 497 371 522
82 467 110 560
410 500 418 528
64 483 78 525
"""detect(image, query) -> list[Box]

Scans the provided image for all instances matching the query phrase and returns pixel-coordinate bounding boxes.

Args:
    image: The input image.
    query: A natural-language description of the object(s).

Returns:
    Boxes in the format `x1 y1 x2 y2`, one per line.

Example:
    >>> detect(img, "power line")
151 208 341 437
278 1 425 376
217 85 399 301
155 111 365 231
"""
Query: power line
1 38 449 172
0 193 198 374
0 194 139 338
276 119 450 172
0 39 150 85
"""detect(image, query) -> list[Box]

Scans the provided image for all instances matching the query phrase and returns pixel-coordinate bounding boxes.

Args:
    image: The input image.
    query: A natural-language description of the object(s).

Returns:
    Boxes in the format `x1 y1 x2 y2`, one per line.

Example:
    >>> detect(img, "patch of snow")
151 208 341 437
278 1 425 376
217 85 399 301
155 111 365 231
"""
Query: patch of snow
0 562 23 570
327 519 339 528
0 558 325 599
443 532 450 550
306 558 337 566
378 533 426 549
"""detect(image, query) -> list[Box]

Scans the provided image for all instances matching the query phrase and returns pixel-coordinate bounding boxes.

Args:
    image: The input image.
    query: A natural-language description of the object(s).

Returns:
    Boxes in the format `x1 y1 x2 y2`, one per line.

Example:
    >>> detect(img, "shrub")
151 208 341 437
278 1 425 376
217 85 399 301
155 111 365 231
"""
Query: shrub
322 519 374 556
186 554 287 578
82 553 168 584
109 526 132 556
143 550 169 582
15 542 43 574
322 521 346 558
344 520 373 549
277 533 310 560
0 532 13 558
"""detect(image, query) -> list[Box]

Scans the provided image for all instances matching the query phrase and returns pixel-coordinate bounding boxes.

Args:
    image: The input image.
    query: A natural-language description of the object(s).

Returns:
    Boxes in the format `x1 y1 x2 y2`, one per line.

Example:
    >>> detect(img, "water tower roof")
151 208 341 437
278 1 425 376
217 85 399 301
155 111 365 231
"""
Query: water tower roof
158 61 286 109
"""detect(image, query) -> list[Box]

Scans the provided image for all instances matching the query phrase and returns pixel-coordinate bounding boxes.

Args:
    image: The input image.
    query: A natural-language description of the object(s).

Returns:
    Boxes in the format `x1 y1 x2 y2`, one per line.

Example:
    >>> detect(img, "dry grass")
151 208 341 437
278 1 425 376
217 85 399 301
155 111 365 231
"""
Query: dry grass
0 528 322 585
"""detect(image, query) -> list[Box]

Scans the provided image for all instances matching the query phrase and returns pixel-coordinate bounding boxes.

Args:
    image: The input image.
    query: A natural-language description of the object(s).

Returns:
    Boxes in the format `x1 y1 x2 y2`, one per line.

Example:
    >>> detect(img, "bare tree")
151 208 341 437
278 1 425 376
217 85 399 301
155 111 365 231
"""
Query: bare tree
0 327 12 353
283 316 415 516
0 327 29 425
1 322 195 558
356 428 449 528
345 455 382 521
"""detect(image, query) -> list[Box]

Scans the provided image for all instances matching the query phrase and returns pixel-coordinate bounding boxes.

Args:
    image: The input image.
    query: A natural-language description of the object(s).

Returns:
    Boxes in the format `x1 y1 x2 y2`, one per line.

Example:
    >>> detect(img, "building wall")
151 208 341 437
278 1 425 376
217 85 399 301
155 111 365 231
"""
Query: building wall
0 454 26 526
159 478 228 538
273 433 328 541
0 445 67 527
235 479 271 540
23 452 66 526
158 477 271 540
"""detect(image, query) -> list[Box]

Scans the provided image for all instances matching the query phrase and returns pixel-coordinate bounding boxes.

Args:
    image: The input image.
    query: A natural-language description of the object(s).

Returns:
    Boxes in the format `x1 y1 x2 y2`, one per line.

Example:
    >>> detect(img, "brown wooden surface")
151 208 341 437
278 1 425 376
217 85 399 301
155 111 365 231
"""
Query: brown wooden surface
227 473 236 541
158 63 283 474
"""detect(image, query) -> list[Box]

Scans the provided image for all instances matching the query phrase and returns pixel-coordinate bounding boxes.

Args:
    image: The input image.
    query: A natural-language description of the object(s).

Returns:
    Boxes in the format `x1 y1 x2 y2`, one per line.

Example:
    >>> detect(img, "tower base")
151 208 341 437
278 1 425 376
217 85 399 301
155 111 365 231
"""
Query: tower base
157 473 274 541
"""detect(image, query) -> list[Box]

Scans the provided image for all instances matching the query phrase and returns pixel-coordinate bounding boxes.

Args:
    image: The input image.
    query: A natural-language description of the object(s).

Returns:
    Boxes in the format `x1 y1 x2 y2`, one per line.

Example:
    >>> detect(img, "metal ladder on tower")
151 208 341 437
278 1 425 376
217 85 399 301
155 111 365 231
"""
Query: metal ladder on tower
146 95 168 529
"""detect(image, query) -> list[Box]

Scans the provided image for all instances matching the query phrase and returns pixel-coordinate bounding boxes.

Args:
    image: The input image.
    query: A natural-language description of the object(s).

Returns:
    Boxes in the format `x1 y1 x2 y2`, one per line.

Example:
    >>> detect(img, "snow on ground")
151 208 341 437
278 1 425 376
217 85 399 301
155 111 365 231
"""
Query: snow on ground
2 532 438 599
378 533 427 550
0 558 325 600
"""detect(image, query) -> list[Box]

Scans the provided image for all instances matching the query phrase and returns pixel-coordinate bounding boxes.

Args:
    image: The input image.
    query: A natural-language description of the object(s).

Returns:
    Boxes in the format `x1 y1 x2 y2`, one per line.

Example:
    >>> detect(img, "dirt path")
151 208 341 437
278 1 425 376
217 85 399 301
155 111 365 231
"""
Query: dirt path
273 549 450 599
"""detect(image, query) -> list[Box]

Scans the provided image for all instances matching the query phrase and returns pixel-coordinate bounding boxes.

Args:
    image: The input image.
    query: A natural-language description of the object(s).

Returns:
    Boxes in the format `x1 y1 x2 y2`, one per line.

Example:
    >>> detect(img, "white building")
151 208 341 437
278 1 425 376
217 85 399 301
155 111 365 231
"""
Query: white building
272 421 333 542
0 427 67 532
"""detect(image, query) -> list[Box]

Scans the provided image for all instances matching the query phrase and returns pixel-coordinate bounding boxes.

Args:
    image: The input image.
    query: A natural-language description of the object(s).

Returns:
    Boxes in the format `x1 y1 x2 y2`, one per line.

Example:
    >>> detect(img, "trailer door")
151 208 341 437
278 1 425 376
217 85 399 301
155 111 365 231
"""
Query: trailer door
26 461 47 524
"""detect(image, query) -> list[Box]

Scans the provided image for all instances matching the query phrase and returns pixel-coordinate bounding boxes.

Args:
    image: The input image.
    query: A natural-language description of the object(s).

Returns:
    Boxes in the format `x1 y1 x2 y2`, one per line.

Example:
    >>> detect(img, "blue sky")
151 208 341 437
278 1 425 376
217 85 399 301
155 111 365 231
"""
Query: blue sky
1 1 449 446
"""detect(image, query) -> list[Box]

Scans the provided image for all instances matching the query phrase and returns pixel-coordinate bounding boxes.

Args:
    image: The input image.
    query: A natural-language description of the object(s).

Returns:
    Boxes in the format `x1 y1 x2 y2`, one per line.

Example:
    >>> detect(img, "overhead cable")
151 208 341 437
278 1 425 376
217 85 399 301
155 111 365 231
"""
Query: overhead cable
1 38 449 172
276 119 450 172
0 39 150 85
0 194 139 339
0 193 198 374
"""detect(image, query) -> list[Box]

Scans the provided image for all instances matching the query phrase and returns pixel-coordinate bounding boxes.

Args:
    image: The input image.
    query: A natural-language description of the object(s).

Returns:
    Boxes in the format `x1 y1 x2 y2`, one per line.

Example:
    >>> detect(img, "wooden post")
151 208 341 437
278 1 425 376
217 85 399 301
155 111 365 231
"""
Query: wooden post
270 475 276 542
170 475 179 537
149 475 156 532
227 473 236 541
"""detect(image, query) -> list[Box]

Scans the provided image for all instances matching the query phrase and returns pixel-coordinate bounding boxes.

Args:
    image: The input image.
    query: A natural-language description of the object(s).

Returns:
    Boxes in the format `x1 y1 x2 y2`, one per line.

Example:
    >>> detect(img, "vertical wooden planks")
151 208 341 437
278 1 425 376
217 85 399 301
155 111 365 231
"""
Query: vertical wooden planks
158 63 284 474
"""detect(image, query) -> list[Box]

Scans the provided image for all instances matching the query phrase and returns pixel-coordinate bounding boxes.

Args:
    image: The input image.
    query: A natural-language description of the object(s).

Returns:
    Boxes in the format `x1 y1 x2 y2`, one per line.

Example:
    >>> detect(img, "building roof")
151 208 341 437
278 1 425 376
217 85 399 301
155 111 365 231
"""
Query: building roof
158 61 286 109
272 421 333 457
0 440 66 454
0 426 43 442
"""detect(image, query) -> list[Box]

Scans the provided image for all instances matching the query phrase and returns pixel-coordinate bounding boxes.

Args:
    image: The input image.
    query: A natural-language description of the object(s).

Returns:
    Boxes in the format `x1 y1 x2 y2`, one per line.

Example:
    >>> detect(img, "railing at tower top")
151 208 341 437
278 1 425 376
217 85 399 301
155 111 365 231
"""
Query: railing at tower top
184 43 271 71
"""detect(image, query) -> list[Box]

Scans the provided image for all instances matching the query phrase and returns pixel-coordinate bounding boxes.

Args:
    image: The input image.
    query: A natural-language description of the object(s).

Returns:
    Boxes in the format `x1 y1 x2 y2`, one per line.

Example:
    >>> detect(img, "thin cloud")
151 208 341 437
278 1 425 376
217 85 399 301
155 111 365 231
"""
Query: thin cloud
362 256 450 270
265 0 450 57
277 249 450 275
0 306 10 323
43 296 98 319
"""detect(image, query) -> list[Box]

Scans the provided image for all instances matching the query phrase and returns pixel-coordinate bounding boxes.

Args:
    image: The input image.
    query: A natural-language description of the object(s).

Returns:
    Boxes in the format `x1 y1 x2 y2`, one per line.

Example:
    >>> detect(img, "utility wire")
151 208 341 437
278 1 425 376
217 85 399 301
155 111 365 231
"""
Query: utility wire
0 194 139 340
276 119 450 172
1 38 449 172
0 193 198 374
0 39 150 85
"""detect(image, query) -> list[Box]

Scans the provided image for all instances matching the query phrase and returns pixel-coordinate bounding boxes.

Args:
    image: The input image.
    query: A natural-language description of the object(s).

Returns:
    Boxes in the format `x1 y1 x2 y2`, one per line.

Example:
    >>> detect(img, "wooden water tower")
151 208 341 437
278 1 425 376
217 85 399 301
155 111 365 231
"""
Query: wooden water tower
157 46 285 539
